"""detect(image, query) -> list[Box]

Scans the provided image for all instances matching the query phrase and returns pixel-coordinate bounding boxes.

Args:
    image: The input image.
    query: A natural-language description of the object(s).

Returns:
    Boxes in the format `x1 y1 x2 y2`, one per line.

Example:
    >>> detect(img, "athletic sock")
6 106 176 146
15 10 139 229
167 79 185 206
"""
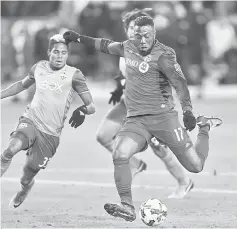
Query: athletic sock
195 126 209 166
162 152 190 185
113 158 133 205
1 153 12 176
104 141 142 170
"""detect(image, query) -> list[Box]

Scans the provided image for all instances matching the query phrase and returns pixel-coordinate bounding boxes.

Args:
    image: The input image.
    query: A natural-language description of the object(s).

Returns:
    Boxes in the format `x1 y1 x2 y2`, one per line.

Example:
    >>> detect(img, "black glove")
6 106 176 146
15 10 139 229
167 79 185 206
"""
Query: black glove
69 105 87 128
108 86 123 105
63 30 80 43
183 110 196 132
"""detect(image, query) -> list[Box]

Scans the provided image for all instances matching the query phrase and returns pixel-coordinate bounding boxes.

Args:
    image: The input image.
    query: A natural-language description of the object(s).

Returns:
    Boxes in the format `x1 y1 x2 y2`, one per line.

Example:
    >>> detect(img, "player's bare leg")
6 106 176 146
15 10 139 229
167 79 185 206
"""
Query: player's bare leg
173 116 222 173
104 135 146 222
9 165 39 209
150 138 194 198
96 111 146 178
1 135 26 176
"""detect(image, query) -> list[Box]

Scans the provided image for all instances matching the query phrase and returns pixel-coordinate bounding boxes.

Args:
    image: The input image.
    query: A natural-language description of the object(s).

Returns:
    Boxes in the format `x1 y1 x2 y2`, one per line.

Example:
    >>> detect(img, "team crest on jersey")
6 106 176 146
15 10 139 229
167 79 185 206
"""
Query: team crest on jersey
139 61 149 73
60 74 66 80
143 54 151 62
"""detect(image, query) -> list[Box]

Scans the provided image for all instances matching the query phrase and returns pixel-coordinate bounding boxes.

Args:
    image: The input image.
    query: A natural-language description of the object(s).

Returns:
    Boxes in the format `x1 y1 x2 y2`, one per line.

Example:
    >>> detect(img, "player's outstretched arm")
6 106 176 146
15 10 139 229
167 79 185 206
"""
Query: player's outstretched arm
69 70 95 129
72 69 95 115
63 30 124 57
1 65 36 99
159 49 196 131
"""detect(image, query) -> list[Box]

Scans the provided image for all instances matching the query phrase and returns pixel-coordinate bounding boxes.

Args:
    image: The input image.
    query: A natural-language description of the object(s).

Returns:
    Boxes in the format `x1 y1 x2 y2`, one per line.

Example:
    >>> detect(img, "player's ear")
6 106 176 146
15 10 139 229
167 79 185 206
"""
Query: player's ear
47 49 50 57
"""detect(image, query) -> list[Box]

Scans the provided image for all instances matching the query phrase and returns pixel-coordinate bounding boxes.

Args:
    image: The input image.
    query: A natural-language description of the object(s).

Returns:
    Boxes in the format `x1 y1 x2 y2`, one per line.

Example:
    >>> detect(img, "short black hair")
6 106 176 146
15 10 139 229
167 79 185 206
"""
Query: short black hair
134 16 154 28
48 34 69 51
122 8 152 30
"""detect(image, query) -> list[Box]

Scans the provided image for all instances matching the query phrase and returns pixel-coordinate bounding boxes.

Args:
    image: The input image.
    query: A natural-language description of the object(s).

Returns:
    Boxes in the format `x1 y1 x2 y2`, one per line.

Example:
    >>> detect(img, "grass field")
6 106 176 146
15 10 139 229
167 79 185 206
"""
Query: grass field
1 95 237 228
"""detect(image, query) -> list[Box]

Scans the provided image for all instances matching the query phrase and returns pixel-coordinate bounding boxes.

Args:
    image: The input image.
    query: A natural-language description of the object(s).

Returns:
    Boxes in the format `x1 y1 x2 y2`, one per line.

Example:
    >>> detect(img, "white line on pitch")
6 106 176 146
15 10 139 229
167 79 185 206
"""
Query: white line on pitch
2 177 237 194
45 168 237 176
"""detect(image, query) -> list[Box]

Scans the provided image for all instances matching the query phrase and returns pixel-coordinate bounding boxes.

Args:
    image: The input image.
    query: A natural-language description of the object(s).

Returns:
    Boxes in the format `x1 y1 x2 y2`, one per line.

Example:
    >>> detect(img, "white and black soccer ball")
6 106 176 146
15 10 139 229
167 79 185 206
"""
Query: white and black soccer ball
139 198 167 226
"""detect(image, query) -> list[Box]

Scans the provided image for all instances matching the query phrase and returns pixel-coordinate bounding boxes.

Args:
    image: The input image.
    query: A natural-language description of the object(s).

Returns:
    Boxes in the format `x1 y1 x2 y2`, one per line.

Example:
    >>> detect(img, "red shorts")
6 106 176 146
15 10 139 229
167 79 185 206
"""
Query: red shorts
11 116 59 171
117 110 193 154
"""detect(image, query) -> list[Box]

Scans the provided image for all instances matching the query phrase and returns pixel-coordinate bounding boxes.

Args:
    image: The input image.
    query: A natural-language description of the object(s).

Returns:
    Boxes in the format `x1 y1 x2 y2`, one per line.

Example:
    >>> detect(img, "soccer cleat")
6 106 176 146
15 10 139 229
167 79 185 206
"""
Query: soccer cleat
104 202 136 222
168 179 194 199
132 161 147 179
9 179 35 209
196 115 222 130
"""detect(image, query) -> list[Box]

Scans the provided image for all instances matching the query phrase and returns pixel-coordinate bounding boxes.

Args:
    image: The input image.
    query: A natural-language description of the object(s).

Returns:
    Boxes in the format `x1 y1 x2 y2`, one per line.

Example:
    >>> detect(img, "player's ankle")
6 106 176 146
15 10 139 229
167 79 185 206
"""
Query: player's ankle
199 125 210 131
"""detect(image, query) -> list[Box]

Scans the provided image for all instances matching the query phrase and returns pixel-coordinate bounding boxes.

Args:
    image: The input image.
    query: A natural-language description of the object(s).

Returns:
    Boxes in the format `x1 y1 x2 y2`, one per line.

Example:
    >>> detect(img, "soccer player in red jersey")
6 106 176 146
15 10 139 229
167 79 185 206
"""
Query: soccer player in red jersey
1 34 95 208
64 16 222 222
96 8 194 199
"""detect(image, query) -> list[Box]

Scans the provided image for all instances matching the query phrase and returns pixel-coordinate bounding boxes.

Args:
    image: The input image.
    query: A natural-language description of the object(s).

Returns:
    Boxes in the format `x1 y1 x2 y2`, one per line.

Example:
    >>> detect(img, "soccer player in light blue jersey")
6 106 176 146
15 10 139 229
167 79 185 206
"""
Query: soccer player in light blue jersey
1 34 95 208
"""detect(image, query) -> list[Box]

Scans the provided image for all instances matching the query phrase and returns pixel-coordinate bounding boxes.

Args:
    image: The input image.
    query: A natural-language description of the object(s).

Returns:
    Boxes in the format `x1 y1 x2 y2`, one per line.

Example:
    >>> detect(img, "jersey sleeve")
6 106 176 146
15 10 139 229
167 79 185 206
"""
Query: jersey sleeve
72 69 89 94
28 63 37 79
107 41 125 57
158 49 193 112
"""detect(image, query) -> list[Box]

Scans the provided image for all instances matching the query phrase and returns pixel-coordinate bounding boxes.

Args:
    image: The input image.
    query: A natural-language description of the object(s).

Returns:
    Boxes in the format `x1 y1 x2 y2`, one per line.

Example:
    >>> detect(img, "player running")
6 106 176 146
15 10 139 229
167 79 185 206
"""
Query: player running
63 16 222 222
95 8 194 199
1 34 95 208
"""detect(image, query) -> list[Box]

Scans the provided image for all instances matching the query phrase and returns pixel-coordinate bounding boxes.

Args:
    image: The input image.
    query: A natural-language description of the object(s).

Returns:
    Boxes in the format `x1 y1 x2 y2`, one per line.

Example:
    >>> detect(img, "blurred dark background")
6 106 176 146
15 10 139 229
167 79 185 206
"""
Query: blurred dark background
1 1 237 89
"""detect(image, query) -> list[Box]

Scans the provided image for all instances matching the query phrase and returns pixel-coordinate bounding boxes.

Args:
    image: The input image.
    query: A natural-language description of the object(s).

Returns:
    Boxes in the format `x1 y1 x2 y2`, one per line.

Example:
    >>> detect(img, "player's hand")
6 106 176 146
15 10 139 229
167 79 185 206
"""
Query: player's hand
183 111 196 131
63 30 80 43
109 87 123 105
69 105 87 128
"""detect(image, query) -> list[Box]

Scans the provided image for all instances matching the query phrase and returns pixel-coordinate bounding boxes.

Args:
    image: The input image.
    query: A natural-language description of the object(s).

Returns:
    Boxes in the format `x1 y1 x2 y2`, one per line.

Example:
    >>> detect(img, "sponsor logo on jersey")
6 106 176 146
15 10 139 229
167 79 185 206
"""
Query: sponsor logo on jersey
60 74 66 80
38 80 64 93
125 58 138 67
139 61 149 73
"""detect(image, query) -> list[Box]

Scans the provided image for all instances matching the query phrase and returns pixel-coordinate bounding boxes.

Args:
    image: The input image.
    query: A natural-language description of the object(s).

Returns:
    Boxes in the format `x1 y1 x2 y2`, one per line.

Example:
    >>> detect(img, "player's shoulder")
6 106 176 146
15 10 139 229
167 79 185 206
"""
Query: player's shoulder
69 66 85 80
122 39 133 48
36 60 48 68
65 64 81 75
155 41 176 57
29 60 47 75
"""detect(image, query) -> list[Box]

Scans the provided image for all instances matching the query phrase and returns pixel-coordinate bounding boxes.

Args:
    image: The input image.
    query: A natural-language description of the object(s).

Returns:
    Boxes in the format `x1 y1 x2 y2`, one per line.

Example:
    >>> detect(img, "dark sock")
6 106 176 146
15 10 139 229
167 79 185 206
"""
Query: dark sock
195 126 209 166
1 153 13 176
113 158 133 205
20 165 38 190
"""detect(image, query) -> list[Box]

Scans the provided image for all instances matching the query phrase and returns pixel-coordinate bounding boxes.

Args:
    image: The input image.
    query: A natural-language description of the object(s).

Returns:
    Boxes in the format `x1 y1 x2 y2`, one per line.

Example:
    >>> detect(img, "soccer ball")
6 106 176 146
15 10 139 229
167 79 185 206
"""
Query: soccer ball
139 198 167 226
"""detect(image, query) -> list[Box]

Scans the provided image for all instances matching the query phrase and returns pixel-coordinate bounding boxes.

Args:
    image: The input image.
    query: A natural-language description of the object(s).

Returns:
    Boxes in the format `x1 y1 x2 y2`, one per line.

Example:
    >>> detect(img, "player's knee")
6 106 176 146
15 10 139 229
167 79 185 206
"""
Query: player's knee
96 129 113 146
188 163 203 173
112 144 131 161
20 177 33 186
4 141 22 157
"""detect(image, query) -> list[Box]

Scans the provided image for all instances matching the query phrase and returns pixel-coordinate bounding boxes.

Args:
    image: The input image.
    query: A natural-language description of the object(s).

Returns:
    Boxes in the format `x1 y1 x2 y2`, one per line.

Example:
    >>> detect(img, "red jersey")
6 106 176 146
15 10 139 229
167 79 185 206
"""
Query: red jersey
106 39 192 117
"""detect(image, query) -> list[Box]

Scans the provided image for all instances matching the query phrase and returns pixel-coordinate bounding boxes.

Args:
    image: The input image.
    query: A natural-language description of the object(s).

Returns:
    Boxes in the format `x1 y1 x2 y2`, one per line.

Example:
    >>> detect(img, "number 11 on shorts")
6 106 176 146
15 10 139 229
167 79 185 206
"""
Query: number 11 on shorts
174 127 184 141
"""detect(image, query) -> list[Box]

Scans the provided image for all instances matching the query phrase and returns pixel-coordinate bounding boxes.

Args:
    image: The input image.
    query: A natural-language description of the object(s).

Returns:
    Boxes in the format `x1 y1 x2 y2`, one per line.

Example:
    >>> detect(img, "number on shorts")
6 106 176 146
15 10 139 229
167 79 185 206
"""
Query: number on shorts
174 127 184 141
39 157 50 168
